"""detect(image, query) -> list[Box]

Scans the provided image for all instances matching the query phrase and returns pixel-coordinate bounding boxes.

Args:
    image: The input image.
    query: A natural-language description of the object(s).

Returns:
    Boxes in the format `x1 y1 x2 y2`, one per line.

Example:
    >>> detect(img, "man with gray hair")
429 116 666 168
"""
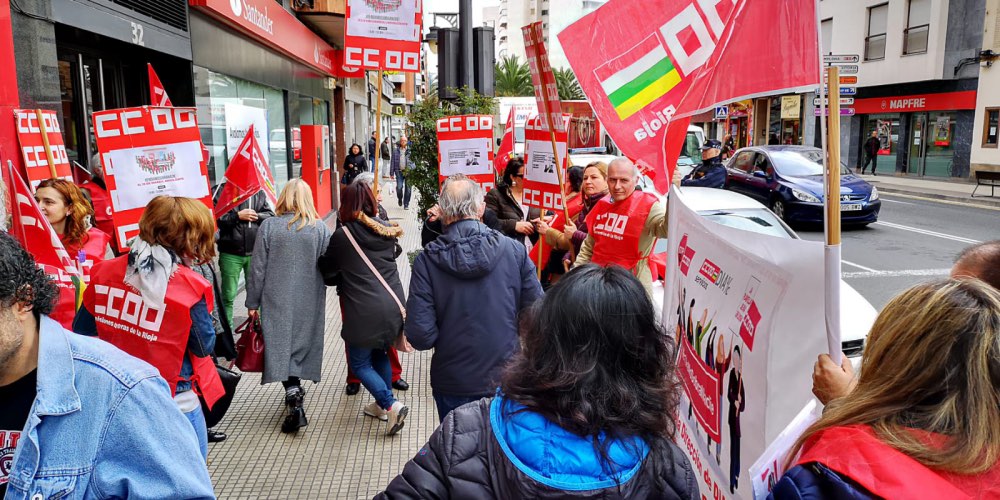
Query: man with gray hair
573 157 668 297
405 175 543 422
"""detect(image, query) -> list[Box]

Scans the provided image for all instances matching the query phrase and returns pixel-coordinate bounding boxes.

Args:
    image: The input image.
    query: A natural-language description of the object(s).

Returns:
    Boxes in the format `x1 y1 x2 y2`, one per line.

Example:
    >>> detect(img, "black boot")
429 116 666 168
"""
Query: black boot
281 387 308 433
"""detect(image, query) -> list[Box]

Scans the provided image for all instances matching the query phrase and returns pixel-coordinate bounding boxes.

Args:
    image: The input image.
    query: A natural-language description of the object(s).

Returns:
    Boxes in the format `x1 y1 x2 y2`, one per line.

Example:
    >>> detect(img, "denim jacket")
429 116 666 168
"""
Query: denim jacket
5 316 215 500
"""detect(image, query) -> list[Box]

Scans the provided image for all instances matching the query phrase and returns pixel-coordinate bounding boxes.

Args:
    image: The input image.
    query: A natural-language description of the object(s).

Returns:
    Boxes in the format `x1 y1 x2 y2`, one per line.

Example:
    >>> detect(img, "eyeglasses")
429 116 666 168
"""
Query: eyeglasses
511 173 524 178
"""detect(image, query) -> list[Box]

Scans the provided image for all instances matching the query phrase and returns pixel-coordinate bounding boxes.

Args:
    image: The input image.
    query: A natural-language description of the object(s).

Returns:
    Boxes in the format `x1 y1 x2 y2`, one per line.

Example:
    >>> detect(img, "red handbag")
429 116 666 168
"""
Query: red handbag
234 316 265 372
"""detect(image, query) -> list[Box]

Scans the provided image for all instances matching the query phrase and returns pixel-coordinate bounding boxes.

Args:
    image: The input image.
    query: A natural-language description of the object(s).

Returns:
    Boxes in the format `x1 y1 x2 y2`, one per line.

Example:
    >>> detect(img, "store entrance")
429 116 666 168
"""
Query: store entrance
906 112 955 177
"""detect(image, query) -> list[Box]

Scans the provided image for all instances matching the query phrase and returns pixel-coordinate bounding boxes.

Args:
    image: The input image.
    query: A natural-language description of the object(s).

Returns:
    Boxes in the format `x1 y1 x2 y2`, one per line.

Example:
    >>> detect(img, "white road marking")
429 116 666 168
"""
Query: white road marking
880 199 916 206
873 221 982 245
842 260 878 272
842 268 952 279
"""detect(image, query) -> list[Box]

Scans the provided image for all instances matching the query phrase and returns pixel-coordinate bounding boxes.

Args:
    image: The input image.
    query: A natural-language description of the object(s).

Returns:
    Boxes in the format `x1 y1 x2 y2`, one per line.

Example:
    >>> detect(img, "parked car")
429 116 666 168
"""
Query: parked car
649 187 876 364
724 145 880 225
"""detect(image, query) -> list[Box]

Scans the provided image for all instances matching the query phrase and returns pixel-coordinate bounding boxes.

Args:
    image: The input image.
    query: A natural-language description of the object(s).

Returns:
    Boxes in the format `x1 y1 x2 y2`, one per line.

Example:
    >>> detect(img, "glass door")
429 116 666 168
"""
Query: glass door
924 112 955 177
907 113 927 175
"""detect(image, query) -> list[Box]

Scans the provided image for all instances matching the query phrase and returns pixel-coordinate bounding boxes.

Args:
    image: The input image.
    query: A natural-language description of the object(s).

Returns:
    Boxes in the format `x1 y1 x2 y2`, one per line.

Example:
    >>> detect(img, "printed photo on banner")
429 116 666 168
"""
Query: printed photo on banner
436 114 495 190
346 0 421 42
439 138 491 176
104 141 208 212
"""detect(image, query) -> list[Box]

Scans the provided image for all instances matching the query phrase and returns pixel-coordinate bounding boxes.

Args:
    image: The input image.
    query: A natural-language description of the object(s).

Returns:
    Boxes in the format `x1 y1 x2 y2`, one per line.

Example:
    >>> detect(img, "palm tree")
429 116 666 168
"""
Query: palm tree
494 55 533 97
554 67 584 100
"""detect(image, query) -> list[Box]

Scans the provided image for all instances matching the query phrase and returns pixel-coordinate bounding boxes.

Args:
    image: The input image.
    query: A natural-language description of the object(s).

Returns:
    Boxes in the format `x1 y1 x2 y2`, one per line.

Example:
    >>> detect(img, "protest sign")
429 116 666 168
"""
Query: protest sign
559 0 819 192
215 125 278 218
523 22 564 134
663 186 827 499
436 115 495 191
522 114 570 211
344 0 422 72
93 106 212 252
14 109 72 189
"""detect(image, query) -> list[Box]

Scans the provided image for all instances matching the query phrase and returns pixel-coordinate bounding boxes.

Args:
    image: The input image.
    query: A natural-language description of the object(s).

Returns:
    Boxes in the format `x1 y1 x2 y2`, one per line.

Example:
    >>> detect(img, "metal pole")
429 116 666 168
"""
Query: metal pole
458 0 474 90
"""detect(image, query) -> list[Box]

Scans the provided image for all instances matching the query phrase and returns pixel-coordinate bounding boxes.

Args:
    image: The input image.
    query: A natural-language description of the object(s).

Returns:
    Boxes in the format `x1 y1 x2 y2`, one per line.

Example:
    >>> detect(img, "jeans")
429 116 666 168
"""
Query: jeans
219 253 252 327
433 392 485 423
347 346 396 410
183 404 208 460
395 171 411 208
345 342 402 383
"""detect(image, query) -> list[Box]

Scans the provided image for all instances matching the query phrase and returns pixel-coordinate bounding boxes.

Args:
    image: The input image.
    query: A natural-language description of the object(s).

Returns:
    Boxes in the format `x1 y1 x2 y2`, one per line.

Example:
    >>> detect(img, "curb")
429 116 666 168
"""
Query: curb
876 187 1000 210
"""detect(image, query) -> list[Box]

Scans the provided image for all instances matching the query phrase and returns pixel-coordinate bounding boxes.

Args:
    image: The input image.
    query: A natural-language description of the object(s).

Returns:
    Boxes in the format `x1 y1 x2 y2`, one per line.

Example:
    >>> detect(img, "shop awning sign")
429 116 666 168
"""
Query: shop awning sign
344 0 423 72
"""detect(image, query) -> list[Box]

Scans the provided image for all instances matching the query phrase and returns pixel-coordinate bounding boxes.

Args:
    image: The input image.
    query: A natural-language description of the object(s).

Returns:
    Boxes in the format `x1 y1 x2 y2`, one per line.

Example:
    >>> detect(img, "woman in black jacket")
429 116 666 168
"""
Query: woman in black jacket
320 182 409 436
378 265 699 499
484 157 542 246
342 143 367 185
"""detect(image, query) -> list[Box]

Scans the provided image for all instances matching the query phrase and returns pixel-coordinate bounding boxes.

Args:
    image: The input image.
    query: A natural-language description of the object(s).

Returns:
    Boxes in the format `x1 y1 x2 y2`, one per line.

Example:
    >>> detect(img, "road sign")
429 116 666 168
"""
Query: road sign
834 65 858 74
816 86 857 95
814 98 855 106
715 106 729 120
823 54 860 64
823 75 858 85
814 108 856 116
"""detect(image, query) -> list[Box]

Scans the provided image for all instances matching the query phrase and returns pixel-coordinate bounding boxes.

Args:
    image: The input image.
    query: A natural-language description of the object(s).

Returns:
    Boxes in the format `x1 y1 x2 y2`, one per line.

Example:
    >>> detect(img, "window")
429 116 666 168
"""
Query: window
753 153 772 174
904 0 930 54
732 151 754 173
865 3 888 61
821 18 833 53
984 108 1000 148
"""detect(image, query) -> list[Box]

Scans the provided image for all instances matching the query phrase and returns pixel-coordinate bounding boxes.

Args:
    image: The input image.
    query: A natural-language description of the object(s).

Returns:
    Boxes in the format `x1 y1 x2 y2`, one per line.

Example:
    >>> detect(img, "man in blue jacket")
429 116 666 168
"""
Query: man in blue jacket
405 175 544 422
682 138 727 189
0 232 214 499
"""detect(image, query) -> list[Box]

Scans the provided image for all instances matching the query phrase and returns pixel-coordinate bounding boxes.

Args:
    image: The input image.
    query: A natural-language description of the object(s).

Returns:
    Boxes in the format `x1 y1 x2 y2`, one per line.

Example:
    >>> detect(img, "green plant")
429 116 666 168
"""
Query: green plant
407 87 498 217
495 55 533 97
554 67 585 100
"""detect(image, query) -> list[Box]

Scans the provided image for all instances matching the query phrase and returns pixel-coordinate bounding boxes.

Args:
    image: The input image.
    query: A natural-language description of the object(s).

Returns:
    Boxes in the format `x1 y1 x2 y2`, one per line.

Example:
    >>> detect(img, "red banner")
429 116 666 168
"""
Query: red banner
14 109 72 189
523 114 570 211
522 22 564 134
92 106 212 252
436 115 495 191
559 0 819 194
494 108 515 176
148 64 173 107
214 125 277 218
344 0 422 72
678 338 722 442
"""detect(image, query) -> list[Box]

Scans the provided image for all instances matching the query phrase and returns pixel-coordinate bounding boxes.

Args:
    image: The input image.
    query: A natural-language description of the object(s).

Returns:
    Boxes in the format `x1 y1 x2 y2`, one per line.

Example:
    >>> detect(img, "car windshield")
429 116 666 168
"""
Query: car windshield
679 132 702 164
698 209 793 238
771 150 850 176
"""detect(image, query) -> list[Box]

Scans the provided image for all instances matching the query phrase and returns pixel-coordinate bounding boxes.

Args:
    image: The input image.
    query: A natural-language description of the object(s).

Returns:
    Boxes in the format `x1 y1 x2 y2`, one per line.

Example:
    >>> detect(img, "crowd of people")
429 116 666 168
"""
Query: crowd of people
1 147 999 499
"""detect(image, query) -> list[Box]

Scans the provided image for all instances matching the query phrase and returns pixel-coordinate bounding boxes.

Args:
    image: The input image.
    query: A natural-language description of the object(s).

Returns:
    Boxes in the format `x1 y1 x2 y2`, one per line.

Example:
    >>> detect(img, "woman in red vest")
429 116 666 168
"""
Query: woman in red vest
34 178 111 328
771 279 1000 498
74 196 224 459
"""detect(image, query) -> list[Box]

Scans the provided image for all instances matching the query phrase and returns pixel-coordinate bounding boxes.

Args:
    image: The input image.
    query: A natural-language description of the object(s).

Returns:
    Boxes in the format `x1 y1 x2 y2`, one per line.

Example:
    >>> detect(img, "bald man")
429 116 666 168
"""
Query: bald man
573 157 668 297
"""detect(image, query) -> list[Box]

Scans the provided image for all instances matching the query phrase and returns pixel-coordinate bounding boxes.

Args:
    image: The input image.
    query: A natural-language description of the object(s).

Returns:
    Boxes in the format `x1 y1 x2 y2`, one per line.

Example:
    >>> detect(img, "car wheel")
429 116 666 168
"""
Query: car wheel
771 199 786 221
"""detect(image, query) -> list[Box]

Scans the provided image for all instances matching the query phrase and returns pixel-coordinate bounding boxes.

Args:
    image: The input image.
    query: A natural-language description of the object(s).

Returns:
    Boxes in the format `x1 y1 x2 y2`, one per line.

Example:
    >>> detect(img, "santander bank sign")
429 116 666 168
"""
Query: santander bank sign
229 0 274 35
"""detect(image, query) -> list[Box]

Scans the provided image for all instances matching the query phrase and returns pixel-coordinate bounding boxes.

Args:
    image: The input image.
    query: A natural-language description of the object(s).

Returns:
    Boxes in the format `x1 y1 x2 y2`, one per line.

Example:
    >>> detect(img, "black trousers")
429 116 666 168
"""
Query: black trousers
862 154 877 173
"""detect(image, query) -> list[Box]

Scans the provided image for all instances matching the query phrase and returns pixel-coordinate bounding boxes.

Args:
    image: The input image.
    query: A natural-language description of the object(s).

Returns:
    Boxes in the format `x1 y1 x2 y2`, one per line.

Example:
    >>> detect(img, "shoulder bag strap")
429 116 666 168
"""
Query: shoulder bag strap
343 226 406 320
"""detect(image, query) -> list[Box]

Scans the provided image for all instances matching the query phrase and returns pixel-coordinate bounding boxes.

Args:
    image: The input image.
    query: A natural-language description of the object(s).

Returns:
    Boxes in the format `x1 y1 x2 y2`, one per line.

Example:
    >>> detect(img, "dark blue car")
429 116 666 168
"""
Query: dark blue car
724 146 880 225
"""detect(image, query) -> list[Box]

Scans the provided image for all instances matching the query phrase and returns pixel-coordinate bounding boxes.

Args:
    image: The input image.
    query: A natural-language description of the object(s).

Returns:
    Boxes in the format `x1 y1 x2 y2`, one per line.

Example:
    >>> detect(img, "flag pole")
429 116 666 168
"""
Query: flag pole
824 65 843 366
35 110 58 179
373 70 383 197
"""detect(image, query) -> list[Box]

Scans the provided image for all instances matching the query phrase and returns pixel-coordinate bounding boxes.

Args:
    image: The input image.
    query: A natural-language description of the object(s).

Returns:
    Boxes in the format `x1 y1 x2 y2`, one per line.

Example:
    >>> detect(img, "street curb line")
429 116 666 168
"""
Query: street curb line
877 189 1000 211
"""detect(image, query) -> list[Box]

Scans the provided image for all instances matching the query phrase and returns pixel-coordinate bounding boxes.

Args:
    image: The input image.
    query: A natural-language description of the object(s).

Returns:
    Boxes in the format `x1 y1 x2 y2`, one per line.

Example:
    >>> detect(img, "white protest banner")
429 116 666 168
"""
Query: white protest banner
105 141 207 211
225 103 269 163
663 186 826 499
522 113 570 211
436 114 494 190
344 0 422 72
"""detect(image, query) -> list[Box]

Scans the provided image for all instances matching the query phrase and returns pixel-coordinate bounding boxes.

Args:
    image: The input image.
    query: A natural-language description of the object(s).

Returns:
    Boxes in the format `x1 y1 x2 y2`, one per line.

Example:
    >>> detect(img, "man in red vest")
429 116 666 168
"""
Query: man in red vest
79 154 116 249
573 158 668 296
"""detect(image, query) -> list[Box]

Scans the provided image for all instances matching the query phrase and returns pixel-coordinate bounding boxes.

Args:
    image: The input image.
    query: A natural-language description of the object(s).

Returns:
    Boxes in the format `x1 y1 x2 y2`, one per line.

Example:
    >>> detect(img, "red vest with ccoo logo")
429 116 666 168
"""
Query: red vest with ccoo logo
585 191 658 272
84 256 224 409
80 181 116 247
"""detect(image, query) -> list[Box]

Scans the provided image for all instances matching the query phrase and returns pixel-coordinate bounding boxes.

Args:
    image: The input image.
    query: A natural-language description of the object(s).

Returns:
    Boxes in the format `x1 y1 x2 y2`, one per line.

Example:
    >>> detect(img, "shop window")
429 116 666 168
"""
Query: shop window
865 3 888 61
903 0 930 55
984 108 999 148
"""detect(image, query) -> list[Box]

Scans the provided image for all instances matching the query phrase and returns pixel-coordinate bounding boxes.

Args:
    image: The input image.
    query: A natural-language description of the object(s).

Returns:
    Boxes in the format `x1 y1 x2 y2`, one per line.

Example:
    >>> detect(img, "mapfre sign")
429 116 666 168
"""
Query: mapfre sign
344 0 422 72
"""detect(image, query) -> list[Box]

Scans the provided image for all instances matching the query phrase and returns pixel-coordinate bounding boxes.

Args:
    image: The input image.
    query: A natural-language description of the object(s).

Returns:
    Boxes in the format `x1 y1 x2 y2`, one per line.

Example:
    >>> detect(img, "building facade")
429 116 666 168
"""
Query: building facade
495 0 605 69
970 0 1000 176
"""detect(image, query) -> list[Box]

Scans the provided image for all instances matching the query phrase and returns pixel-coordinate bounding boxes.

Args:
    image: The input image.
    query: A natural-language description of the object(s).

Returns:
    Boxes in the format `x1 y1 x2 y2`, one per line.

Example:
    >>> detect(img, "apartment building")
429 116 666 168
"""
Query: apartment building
970 0 1000 177
495 0 606 69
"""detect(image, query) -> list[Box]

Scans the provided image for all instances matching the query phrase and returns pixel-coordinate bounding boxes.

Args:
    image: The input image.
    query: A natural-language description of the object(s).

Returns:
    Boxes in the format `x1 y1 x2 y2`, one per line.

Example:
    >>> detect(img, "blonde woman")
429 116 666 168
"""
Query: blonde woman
246 179 331 433
771 278 1000 498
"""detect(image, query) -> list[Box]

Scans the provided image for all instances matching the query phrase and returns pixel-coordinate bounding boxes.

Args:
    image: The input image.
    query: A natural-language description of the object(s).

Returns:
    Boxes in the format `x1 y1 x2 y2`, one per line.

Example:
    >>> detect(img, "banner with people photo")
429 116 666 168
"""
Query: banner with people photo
522 114 570 211
93 106 212 252
663 186 827 499
344 0 422 72
14 109 73 189
436 115 495 191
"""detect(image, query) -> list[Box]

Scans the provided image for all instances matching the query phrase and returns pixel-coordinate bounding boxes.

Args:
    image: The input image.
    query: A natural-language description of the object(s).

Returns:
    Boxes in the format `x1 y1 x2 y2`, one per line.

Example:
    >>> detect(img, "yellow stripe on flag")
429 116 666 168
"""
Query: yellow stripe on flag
614 70 682 120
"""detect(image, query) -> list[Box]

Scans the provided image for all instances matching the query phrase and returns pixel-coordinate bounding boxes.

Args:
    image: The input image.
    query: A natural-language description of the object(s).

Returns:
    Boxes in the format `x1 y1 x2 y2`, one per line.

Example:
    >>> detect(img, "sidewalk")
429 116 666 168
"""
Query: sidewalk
856 172 1000 209
207 197 435 499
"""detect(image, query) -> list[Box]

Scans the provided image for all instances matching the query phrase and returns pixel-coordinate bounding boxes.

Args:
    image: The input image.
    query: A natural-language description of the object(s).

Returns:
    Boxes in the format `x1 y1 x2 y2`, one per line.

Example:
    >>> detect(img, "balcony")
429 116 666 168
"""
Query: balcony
294 0 346 49
388 73 407 83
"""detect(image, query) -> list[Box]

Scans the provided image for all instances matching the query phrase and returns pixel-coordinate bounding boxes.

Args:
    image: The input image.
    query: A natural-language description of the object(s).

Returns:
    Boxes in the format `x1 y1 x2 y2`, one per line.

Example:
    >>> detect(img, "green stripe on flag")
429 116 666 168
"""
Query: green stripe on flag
606 57 676 108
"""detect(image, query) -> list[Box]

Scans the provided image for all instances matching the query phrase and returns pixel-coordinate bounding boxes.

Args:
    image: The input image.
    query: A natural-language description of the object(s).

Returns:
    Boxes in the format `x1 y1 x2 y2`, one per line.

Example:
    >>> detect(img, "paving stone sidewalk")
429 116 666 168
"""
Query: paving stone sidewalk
207 198 434 499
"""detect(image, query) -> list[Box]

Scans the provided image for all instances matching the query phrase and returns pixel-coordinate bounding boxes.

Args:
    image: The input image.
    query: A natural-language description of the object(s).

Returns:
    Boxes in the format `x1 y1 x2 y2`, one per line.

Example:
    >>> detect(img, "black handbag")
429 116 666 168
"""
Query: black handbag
200 362 241 428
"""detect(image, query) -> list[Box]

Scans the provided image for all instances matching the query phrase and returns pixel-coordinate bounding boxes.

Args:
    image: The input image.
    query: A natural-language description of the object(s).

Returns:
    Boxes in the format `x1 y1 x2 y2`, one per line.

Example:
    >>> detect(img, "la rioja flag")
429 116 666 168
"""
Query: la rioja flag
214 125 278 218
494 108 515 175
559 0 819 192
148 63 173 107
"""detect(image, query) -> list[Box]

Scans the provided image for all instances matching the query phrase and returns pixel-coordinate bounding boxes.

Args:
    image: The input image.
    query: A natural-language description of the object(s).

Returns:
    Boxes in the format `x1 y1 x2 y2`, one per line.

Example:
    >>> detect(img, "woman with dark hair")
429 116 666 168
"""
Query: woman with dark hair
484 157 542 246
377 265 699 498
342 143 367 185
320 182 410 435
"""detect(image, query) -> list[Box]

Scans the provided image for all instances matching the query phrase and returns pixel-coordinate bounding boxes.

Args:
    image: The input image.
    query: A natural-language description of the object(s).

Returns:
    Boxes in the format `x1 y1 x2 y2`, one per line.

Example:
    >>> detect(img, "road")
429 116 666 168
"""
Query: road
797 195 1000 310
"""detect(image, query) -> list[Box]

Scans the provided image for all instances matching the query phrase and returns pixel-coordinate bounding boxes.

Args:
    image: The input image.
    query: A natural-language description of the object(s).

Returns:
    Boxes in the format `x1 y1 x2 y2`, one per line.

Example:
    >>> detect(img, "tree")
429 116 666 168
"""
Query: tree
494 55 533 97
554 67 585 100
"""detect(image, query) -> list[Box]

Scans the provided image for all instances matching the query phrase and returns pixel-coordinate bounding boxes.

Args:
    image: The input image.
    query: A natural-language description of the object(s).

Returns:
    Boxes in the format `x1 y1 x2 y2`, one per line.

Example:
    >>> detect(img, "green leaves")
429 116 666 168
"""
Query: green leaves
554 67 585 101
494 55 533 97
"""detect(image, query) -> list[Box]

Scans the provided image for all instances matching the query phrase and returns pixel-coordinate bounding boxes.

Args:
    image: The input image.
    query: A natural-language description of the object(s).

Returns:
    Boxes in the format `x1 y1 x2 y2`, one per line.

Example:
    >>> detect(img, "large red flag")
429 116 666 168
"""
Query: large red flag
213 125 277 218
559 0 819 192
3 161 83 328
147 63 173 107
494 108 515 175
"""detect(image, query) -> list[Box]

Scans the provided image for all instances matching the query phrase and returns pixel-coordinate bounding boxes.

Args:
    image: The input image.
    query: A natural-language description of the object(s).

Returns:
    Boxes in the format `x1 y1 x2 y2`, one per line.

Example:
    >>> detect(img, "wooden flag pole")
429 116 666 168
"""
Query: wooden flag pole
824 65 843 365
35 110 58 179
373 70 384 197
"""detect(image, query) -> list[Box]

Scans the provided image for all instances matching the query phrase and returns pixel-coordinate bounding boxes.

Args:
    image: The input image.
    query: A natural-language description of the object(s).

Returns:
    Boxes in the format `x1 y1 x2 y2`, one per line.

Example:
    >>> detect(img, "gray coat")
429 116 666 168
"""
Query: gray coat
245 214 331 384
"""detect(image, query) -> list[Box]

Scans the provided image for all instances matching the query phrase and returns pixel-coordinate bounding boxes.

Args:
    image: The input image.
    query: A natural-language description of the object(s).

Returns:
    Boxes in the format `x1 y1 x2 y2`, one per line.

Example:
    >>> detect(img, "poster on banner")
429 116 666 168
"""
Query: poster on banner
436 115 495 190
559 0 819 193
522 22 564 133
225 103 269 163
14 109 72 189
93 106 212 252
344 0 422 72
663 186 827 499
522 114 570 211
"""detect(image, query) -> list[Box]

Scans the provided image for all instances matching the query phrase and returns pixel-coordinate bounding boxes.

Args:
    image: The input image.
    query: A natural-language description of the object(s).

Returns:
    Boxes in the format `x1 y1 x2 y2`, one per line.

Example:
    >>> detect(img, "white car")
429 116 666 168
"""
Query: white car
650 187 875 363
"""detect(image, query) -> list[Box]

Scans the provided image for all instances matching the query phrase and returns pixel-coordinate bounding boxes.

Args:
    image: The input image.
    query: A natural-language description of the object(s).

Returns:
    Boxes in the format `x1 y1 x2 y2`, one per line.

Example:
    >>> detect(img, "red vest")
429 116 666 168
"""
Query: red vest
540 194 585 270
62 228 110 284
80 181 116 247
84 256 224 409
585 191 658 272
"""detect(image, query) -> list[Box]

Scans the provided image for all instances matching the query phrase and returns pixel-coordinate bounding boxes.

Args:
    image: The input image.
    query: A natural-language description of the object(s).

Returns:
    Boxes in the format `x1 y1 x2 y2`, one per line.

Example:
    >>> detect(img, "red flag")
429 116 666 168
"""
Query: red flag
71 161 92 186
522 22 564 134
147 63 173 107
559 0 819 190
494 108 515 175
213 125 277 218
3 161 83 328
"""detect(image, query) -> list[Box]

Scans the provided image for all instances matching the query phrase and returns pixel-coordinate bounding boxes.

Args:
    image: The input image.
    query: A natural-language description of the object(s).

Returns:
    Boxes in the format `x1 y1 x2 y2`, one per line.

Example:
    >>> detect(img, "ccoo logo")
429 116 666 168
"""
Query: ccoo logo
230 0 242 16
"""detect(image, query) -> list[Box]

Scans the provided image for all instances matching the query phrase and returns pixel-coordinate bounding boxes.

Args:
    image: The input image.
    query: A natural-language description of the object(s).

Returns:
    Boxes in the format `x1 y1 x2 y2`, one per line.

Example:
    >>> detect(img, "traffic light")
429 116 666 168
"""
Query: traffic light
473 27 495 97
437 28 460 100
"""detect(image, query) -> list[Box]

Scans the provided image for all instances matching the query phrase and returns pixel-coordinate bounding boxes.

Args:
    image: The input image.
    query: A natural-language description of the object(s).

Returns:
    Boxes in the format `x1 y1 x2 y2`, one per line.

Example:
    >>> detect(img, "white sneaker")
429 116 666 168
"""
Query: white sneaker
386 401 409 435
364 402 388 421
